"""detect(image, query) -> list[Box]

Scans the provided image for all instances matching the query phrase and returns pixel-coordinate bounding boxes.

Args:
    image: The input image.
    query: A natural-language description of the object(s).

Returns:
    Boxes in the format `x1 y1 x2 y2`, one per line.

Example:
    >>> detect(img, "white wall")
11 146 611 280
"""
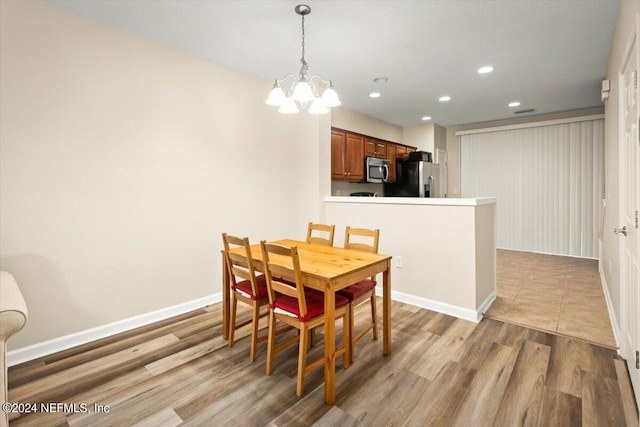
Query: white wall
0 0 328 349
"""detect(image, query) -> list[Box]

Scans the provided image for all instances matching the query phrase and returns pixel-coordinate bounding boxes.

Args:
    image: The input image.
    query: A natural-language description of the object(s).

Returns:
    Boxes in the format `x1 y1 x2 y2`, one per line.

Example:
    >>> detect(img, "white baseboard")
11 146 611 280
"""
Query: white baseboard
376 286 493 323
599 271 621 353
7 293 221 367
476 291 497 322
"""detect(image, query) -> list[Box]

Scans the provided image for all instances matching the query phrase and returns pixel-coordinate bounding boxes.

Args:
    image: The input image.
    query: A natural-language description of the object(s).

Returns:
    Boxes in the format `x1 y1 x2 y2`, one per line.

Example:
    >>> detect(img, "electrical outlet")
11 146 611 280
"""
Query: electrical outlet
396 256 403 268
607 261 612 275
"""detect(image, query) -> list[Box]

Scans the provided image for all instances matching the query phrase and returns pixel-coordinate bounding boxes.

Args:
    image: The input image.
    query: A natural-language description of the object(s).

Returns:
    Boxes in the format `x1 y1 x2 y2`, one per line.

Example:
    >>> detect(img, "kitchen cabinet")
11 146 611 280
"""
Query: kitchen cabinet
396 145 408 159
331 128 416 182
385 143 396 182
395 144 416 160
365 138 386 158
331 129 364 181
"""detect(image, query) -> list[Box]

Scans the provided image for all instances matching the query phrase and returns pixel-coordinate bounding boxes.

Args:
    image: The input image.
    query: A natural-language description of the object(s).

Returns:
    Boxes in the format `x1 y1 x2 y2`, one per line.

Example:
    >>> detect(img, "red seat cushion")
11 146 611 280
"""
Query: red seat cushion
233 274 268 300
336 279 376 300
273 289 349 322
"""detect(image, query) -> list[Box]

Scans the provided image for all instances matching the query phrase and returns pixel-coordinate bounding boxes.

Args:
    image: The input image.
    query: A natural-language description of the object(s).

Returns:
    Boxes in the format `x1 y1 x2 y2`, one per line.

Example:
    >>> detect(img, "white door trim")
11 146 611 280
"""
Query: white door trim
617 12 640 407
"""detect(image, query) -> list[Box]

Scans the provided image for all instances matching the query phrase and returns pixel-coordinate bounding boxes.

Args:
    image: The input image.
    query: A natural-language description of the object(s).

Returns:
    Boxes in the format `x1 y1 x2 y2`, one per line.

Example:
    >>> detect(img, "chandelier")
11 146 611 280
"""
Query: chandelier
265 4 341 114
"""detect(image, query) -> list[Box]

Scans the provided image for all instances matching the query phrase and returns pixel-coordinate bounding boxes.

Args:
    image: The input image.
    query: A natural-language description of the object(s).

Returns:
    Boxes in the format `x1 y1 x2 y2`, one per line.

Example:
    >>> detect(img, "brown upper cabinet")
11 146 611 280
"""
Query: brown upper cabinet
331 129 365 182
396 145 416 159
365 138 386 159
385 143 397 182
396 145 408 159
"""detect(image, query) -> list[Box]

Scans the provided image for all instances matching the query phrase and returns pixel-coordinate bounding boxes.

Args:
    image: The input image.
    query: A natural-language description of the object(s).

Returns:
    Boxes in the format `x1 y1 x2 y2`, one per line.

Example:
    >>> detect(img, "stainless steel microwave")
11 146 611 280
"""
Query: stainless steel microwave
365 157 390 183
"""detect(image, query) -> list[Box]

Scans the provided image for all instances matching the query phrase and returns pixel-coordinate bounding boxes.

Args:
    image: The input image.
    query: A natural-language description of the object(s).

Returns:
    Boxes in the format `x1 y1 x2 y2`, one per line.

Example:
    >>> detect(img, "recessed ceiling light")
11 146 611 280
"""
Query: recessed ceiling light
369 92 381 98
421 116 432 121
508 101 521 107
438 95 451 102
373 77 388 83
477 65 494 74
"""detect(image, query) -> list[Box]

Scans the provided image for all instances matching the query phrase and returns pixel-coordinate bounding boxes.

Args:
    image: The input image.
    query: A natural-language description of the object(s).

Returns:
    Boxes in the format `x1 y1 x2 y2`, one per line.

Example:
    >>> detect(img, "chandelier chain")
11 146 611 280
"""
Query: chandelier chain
300 14 308 69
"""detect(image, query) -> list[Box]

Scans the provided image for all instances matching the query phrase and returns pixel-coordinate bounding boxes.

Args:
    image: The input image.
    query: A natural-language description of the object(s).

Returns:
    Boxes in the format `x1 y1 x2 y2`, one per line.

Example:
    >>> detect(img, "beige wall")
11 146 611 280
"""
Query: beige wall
0 1 328 349
445 107 604 198
331 108 402 143
402 123 447 153
402 124 434 152
475 203 496 307
602 1 640 328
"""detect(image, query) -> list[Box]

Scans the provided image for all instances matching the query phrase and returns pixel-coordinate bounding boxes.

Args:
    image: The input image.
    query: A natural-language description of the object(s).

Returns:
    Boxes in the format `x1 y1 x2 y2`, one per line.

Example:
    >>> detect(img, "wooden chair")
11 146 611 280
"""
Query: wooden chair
260 241 350 396
222 233 270 362
306 222 335 246
336 226 380 362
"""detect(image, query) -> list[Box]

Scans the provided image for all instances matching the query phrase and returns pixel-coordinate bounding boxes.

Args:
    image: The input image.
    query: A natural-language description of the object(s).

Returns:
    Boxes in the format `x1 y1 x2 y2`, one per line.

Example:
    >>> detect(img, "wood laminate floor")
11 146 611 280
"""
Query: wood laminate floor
485 250 617 349
7 300 639 426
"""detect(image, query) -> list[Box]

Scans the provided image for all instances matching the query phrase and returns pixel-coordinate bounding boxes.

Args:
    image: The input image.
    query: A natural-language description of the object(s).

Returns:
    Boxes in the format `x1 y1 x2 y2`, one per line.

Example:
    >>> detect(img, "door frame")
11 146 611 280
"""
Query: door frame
617 13 640 403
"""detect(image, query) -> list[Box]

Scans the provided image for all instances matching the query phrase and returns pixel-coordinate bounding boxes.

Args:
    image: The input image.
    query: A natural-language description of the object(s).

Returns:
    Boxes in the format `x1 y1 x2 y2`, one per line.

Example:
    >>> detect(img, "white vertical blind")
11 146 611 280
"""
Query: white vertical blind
461 119 604 258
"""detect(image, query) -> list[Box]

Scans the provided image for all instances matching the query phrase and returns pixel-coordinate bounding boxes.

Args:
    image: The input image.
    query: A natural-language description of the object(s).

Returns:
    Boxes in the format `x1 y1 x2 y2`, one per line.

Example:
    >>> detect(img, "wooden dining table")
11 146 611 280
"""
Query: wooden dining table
221 239 392 404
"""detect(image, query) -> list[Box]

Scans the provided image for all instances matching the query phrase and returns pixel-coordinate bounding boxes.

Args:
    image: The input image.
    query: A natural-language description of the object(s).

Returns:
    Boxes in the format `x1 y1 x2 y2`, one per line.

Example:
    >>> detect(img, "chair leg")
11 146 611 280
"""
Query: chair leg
228 294 238 347
343 310 350 369
309 328 316 348
296 325 309 397
266 311 277 376
249 302 260 362
349 303 356 362
371 292 378 341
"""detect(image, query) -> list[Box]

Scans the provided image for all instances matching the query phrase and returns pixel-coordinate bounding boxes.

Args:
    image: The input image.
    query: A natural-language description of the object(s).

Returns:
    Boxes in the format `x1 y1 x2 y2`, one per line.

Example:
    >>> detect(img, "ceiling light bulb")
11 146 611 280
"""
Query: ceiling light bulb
477 66 494 74
322 85 341 107
439 95 451 102
421 116 432 121
369 92 381 98
278 97 300 114
291 81 315 102
508 101 521 107
266 84 286 106
309 97 329 114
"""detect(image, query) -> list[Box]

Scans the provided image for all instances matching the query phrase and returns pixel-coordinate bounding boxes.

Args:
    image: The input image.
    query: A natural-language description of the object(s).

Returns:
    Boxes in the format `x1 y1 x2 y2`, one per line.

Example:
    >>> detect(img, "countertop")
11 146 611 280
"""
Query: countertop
324 196 497 206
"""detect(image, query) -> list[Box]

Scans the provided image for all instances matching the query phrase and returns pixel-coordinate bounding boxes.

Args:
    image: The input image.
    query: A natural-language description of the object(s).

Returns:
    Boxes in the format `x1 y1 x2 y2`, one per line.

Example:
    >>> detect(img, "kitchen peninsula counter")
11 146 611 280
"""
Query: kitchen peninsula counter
324 196 497 322
325 196 496 206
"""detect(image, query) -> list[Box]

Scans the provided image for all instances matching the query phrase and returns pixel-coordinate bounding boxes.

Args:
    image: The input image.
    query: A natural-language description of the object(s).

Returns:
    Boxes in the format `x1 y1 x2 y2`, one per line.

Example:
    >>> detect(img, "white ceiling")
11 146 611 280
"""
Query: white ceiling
48 0 619 127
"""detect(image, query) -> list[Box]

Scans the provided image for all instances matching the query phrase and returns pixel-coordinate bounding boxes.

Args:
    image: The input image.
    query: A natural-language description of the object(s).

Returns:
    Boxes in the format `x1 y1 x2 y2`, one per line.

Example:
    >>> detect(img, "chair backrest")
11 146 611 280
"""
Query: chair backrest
260 241 309 318
222 233 260 296
306 222 335 246
344 226 380 254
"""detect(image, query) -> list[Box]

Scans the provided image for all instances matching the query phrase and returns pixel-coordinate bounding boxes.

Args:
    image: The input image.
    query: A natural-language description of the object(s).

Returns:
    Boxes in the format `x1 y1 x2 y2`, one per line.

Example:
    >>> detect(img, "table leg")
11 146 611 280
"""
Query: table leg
383 259 391 355
222 251 229 340
324 281 336 405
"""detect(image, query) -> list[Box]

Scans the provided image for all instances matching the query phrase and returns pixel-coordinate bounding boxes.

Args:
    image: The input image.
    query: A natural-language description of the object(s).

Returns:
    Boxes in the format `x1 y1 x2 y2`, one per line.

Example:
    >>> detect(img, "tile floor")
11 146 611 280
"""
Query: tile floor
485 249 617 349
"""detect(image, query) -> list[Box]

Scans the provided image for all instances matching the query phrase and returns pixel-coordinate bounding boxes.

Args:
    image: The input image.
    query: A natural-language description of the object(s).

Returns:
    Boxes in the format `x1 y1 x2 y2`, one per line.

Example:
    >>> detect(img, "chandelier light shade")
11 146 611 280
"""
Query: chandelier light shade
266 4 341 115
